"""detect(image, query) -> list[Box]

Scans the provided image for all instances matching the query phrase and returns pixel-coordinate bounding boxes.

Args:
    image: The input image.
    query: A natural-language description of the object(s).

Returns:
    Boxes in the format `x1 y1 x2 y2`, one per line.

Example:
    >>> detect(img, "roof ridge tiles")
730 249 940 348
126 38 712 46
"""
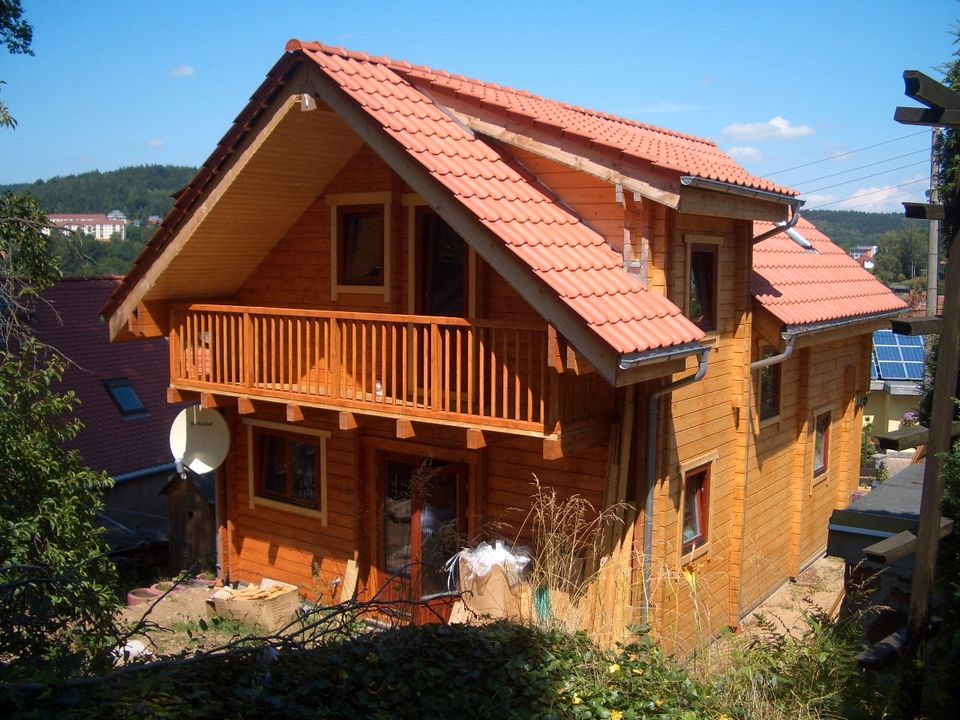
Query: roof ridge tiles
288 40 717 148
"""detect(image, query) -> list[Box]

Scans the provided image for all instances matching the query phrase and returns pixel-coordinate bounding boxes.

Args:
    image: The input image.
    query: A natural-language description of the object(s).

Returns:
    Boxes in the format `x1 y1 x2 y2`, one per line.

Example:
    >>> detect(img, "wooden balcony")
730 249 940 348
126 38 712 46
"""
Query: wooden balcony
169 304 565 437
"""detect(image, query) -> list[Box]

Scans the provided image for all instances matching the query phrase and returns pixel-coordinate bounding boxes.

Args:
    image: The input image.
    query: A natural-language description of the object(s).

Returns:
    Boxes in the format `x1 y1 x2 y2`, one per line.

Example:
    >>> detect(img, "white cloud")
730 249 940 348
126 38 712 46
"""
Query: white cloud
806 177 928 213
146 139 164 148
726 146 762 162
171 64 195 78
721 116 814 141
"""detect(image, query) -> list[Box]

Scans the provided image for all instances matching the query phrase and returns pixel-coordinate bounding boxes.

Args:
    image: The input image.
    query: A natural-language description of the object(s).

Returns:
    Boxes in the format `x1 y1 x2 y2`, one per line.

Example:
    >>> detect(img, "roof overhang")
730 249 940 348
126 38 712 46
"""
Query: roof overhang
754 304 903 351
106 49 712 387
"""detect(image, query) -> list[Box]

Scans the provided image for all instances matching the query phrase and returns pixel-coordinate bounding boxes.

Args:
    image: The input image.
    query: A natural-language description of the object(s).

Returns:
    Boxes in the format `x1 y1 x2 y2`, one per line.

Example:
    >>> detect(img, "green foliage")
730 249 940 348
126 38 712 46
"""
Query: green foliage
860 422 877 468
872 224 930 284
0 622 721 719
938 24 960 228
0 340 118 680
0 165 197 224
0 191 61 341
717 612 882 719
803 210 918 252
0 0 32 129
0 0 32 56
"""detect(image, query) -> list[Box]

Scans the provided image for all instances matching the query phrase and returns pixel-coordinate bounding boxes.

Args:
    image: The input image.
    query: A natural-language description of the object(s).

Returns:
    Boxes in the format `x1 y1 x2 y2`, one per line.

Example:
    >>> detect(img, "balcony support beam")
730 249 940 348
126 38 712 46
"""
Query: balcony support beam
396 419 415 439
237 397 256 415
466 428 486 449
339 411 358 431
286 404 305 423
200 392 221 409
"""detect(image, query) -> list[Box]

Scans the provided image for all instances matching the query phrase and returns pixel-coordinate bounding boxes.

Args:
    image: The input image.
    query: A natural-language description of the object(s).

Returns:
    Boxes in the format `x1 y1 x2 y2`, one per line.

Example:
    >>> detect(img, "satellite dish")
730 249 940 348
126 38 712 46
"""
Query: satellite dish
169 406 230 475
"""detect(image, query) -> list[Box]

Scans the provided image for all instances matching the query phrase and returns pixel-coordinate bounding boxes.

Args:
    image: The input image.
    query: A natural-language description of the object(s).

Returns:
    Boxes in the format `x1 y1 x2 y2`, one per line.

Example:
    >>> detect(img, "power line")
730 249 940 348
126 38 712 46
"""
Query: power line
805 176 930 211
802 160 930 195
791 148 929 187
764 130 930 177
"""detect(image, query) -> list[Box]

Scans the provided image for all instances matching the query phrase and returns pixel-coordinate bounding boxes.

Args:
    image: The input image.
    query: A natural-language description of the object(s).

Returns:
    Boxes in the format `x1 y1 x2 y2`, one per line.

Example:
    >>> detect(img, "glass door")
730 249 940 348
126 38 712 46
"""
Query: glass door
380 456 467 617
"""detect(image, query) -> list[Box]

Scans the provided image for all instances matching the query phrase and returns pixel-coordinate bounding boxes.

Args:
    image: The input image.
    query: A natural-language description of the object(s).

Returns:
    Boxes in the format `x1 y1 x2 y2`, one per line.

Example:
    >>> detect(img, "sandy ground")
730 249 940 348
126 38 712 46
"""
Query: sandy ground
120 584 225 655
121 554 847 657
739 554 846 641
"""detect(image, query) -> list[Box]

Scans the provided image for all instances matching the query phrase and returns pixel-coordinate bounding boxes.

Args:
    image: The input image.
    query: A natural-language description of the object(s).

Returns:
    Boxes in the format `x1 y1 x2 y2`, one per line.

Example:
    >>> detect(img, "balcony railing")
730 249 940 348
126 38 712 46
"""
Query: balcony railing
169 304 555 434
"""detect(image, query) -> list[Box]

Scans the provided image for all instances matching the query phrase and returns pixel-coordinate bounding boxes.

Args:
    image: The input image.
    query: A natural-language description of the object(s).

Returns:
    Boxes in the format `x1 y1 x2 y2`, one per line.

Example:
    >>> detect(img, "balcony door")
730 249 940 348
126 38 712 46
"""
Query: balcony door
416 209 466 317
379 454 467 623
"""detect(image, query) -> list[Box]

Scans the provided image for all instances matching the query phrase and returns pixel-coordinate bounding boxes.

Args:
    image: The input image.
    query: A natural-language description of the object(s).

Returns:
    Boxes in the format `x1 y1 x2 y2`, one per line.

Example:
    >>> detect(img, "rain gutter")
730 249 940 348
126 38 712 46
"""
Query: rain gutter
678 176 805 245
641 346 710 626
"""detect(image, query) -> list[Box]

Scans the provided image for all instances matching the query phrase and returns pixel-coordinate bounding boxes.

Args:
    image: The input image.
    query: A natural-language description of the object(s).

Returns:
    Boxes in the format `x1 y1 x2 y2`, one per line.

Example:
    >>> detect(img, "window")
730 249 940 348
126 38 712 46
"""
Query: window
813 411 830 478
416 209 466 317
338 205 384 287
681 464 710 555
758 348 782 422
688 243 717 332
104 378 148 417
247 420 329 522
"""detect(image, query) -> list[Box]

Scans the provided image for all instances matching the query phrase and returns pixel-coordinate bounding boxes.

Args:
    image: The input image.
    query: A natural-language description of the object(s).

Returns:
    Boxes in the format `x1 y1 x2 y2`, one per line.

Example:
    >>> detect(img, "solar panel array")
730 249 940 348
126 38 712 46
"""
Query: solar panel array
871 330 926 381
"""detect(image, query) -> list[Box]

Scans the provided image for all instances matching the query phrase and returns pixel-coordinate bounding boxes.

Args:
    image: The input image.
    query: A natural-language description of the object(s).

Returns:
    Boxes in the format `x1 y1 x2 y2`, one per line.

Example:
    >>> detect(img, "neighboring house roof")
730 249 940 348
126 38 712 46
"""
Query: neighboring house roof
49 214 119 225
752 217 907 328
104 42 807 362
32 278 184 478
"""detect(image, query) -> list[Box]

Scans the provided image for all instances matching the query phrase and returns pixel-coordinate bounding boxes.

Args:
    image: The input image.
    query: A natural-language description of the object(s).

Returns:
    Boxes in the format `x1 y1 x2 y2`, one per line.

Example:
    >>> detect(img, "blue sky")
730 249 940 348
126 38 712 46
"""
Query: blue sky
1 0 956 212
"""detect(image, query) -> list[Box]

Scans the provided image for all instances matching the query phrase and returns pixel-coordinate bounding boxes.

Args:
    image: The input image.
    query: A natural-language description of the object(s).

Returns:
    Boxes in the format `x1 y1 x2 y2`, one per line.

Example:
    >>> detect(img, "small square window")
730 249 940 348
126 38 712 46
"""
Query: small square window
338 205 384 286
688 244 717 332
104 378 148 417
682 464 711 555
814 411 830 478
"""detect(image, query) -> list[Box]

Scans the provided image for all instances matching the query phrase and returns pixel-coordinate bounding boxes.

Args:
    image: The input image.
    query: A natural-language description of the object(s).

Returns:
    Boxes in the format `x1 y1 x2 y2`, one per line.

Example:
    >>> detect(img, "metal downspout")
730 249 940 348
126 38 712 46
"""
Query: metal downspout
750 333 797 371
642 347 710 626
751 200 804 244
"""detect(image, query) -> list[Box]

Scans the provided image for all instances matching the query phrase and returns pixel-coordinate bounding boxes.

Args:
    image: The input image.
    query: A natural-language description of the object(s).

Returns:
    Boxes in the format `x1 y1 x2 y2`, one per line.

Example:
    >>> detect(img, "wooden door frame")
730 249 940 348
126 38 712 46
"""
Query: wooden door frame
362 436 480 605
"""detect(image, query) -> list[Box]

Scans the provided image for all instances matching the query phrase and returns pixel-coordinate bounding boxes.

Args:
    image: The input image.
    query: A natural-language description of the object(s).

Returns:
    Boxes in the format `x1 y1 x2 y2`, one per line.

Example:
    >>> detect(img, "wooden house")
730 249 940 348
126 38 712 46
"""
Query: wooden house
102 41 906 647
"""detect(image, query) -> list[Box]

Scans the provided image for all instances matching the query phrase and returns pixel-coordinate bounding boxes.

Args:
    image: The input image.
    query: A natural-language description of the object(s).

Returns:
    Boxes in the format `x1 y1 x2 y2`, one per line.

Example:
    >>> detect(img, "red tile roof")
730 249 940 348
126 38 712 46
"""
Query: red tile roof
291 41 705 353
33 278 186 477
753 218 907 328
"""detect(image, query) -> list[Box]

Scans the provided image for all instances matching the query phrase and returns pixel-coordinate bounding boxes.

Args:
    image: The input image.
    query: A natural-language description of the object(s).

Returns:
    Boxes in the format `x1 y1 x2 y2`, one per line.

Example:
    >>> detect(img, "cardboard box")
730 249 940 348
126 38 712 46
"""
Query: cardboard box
210 578 299 632
457 558 523 621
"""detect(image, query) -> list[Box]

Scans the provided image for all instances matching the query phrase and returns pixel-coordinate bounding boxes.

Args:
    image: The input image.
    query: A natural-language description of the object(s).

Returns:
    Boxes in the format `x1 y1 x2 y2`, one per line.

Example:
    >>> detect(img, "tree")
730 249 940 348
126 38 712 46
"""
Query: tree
0 0 31 129
0 2 119 680
872 224 928 283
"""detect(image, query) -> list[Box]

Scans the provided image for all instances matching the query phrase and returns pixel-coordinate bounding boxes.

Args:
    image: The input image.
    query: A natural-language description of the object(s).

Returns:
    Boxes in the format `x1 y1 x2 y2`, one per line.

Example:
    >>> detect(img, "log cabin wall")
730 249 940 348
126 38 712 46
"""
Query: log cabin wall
216 138 621 608
737 333 868 618
220 404 362 605
648 212 753 651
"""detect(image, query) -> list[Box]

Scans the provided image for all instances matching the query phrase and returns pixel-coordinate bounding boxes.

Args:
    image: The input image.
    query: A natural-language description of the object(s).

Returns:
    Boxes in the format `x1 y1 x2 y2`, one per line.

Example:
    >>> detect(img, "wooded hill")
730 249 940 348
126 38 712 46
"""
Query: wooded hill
0 165 196 223
803 209 922 251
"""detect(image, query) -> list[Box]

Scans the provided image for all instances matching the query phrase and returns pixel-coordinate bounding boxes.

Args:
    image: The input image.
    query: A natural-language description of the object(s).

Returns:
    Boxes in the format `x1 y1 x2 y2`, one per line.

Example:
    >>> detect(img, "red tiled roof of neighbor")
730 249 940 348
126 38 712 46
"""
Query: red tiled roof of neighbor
49 214 116 225
752 217 907 327
32 278 187 478
290 41 706 353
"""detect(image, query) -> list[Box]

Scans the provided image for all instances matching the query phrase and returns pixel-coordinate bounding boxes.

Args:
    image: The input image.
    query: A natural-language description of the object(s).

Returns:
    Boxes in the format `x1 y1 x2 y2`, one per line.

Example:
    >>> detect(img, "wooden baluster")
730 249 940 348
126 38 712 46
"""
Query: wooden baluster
467 327 474 417
478 329 486 417
431 322 441 411
455 328 462 415
169 310 180 383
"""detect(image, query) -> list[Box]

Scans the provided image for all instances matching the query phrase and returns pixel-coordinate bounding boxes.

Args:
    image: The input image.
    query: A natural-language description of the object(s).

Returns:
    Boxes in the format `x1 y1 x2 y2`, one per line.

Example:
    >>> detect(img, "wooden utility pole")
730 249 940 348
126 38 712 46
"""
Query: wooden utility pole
895 69 960 717
927 129 940 317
